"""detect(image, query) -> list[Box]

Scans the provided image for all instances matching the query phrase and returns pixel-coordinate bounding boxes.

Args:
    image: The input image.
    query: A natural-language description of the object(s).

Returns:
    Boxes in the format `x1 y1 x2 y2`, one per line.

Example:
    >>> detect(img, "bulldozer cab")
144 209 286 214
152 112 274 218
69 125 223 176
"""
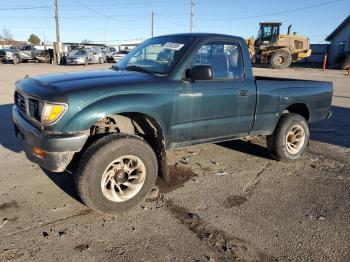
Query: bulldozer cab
252 22 312 69
256 22 281 46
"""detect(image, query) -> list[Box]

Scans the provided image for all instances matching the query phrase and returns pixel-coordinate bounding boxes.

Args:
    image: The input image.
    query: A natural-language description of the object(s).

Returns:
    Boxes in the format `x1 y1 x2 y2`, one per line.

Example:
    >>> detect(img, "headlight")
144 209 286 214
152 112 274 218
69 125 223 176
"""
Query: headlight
5 52 12 57
41 103 68 124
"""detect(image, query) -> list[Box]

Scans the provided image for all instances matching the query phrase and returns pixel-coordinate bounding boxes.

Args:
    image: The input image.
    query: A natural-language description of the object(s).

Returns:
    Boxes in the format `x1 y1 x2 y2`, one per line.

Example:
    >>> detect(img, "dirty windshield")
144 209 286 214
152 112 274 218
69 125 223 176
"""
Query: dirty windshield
75 50 87 55
117 35 195 74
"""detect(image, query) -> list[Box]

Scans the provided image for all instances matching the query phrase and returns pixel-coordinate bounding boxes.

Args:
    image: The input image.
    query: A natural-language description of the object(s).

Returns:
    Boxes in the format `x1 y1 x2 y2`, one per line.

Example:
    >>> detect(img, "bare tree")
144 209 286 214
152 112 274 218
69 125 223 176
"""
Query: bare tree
0 28 14 40
82 39 92 44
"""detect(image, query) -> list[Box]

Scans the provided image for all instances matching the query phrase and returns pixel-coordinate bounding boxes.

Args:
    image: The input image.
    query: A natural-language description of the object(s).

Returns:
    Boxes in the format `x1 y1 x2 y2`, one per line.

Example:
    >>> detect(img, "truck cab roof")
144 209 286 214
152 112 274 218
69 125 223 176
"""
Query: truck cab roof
153 33 246 42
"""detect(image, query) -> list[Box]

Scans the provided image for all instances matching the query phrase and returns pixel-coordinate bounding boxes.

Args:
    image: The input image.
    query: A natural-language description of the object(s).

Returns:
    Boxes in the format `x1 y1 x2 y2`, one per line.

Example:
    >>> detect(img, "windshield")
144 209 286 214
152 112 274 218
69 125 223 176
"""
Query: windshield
75 50 87 55
117 35 196 74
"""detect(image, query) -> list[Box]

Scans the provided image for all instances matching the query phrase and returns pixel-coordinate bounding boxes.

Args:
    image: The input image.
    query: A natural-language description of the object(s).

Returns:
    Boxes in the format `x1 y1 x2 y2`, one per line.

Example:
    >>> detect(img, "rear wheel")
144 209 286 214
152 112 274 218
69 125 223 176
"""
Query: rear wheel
270 50 292 69
76 134 158 214
267 113 309 161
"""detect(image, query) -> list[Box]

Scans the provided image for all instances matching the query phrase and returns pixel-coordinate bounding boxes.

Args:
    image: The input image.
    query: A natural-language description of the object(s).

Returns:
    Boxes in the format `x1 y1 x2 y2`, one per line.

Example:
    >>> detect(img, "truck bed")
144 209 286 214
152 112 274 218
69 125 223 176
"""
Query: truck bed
250 76 333 136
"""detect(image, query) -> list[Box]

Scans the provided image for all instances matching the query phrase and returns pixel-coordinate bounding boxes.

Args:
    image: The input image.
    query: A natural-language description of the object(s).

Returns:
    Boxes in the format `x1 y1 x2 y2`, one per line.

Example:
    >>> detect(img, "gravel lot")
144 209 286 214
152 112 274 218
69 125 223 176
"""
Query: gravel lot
0 63 349 261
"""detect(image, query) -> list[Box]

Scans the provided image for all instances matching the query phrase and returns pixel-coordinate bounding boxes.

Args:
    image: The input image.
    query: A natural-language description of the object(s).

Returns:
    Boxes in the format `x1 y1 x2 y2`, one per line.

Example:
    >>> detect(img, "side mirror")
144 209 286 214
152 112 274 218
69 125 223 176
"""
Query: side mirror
186 65 212 81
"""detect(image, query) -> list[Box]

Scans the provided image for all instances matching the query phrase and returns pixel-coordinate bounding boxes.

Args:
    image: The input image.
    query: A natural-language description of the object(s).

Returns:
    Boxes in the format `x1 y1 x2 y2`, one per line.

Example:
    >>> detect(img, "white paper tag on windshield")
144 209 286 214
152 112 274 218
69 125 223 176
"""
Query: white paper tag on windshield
163 42 184 51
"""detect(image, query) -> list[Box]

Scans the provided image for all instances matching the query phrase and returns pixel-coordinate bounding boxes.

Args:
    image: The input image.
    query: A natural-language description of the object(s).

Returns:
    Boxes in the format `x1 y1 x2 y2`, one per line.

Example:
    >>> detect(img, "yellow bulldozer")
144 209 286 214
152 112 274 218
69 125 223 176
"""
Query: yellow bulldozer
248 22 312 69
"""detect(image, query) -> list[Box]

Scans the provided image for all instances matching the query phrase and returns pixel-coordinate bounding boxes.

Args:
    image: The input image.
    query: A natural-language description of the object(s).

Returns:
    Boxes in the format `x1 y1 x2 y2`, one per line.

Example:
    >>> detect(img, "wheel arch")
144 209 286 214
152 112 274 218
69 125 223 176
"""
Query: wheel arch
80 112 169 180
268 102 310 135
283 103 310 122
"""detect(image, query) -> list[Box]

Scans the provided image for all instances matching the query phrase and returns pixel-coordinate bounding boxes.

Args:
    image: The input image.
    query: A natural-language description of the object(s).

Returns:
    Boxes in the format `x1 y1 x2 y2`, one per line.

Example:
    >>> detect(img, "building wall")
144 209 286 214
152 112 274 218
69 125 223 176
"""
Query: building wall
328 22 350 65
301 44 329 63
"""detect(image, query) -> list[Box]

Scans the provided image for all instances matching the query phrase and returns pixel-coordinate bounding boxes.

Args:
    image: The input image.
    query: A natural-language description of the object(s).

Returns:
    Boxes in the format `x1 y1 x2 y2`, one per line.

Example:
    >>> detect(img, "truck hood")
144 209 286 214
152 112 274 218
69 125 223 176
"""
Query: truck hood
0 48 15 52
68 54 86 59
16 69 163 102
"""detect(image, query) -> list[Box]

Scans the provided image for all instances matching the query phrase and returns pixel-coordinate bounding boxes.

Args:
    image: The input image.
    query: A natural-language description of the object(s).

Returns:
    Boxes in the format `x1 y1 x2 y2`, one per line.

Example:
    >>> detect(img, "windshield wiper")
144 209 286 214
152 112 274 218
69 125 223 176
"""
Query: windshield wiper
126 65 152 74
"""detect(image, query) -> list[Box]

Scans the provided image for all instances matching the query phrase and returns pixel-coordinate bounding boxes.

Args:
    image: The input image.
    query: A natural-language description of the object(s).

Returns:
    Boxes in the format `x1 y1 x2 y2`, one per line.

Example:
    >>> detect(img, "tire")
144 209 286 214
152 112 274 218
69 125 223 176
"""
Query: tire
76 134 158 214
84 57 89 66
266 113 309 161
13 55 20 65
270 50 292 69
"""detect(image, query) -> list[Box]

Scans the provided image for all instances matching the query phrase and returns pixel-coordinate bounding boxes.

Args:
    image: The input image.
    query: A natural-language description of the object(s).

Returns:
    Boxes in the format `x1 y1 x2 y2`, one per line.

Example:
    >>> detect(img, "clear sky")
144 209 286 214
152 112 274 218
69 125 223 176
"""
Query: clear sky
0 0 349 45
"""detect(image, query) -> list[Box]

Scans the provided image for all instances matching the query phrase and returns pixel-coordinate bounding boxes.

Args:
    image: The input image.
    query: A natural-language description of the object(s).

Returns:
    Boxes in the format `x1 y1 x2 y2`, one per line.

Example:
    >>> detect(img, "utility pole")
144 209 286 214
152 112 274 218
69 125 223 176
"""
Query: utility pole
190 0 194 32
151 11 154 38
54 0 61 64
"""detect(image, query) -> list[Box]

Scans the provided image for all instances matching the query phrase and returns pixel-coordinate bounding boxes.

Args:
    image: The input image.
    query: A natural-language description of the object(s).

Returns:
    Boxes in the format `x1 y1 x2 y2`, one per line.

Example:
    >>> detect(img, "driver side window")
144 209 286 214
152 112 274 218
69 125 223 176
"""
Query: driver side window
190 41 244 80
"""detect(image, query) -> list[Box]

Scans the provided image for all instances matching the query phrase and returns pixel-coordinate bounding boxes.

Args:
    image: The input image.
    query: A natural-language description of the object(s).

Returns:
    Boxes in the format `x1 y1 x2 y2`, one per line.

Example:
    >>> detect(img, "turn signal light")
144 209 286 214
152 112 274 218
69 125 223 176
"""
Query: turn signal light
41 103 67 124
33 147 45 158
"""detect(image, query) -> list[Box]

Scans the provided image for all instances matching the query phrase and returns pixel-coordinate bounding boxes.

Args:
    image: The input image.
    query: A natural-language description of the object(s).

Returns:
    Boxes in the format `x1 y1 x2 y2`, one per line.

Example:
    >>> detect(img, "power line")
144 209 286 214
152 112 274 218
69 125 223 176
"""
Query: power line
60 2 187 9
156 14 187 27
0 15 150 22
73 0 113 19
0 6 51 11
198 0 344 21
73 0 149 22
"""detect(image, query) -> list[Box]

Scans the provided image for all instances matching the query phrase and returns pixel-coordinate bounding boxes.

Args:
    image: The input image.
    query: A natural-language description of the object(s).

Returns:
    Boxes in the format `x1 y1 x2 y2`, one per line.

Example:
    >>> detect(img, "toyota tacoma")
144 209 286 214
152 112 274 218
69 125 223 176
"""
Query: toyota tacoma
13 33 333 214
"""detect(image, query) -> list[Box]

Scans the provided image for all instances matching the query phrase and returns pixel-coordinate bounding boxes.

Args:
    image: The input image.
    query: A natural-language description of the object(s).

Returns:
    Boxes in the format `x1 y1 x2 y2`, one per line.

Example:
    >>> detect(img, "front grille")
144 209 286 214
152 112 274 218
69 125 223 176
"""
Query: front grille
15 92 26 113
15 92 43 122
0 51 5 58
28 99 42 121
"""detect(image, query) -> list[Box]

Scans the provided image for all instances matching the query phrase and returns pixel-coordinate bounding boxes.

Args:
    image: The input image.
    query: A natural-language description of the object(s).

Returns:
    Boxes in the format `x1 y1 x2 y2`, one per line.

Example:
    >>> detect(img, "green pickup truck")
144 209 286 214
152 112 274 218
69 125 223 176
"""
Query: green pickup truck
13 33 333 214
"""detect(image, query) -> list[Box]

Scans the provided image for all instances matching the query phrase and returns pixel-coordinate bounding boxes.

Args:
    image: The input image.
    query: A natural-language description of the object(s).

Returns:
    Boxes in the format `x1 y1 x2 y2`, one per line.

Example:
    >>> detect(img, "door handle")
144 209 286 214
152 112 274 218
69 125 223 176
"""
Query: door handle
239 90 248 97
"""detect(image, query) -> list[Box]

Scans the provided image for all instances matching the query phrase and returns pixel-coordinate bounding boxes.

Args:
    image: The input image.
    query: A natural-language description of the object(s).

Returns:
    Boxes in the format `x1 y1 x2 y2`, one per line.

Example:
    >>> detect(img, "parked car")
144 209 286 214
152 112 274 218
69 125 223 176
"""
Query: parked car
66 49 105 65
112 49 129 62
0 45 51 64
105 47 117 62
13 33 333 214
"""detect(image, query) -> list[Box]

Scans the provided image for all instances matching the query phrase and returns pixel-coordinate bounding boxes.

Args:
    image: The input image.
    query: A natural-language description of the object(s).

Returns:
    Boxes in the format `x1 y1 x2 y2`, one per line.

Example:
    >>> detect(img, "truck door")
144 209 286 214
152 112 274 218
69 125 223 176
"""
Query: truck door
171 40 256 144
19 45 34 60
90 51 99 63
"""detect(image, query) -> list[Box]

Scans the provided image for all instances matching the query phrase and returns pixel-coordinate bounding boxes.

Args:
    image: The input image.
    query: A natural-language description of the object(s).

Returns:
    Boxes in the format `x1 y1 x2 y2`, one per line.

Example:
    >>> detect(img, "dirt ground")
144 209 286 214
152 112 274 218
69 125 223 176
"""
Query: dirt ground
0 63 349 262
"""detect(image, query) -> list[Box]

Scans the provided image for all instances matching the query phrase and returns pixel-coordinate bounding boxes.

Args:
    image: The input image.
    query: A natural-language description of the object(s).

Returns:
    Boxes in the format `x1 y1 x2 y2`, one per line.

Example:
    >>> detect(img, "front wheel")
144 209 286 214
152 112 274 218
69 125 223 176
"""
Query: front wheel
76 135 158 214
12 55 20 65
267 113 309 161
270 50 292 69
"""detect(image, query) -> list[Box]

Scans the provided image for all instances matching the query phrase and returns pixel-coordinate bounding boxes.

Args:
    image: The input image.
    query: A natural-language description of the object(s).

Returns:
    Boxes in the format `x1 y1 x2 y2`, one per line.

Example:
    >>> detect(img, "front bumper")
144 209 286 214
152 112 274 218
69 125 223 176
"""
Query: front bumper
12 106 89 172
67 60 84 65
0 56 12 61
